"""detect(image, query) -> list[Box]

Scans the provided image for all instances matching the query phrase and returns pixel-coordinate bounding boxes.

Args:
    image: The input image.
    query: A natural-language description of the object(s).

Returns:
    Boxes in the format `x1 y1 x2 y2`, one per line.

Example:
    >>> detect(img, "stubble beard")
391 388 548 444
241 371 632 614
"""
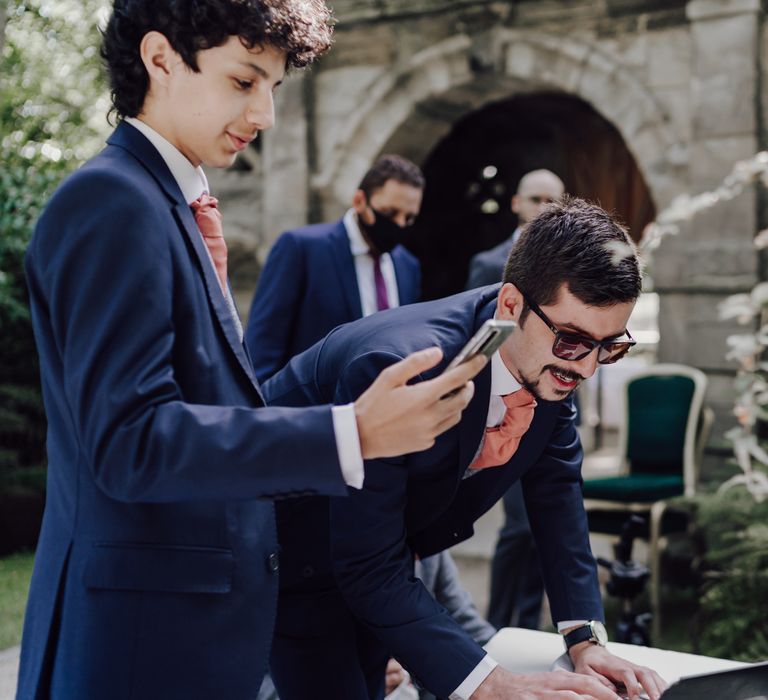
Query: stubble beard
520 364 583 402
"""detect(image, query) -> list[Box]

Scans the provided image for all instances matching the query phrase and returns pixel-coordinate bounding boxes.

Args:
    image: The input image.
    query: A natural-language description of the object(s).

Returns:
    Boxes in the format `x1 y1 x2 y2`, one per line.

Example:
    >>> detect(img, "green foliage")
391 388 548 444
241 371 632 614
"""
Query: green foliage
0 384 47 489
0 0 109 492
1 0 111 160
693 487 768 661
0 551 35 650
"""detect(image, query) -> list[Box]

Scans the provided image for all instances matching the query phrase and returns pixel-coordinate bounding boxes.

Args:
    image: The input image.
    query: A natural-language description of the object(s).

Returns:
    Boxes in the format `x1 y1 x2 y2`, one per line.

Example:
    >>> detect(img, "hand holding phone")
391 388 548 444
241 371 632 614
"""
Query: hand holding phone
441 319 516 397
446 319 517 370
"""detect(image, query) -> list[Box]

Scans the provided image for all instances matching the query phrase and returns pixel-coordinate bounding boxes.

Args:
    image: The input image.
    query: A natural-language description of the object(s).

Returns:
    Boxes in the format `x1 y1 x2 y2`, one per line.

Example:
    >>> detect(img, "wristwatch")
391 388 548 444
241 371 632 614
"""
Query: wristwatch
563 620 608 651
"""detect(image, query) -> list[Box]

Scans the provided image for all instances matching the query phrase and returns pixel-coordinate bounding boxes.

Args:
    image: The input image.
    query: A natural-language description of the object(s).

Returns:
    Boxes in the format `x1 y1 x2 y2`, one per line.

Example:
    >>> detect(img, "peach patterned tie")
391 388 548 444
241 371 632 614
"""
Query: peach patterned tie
191 193 227 293
470 388 537 470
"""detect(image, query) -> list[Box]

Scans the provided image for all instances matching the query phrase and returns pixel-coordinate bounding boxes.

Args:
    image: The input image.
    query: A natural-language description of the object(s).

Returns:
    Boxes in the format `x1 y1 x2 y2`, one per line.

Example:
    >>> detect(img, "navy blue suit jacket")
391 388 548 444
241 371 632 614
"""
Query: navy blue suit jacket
466 230 519 289
263 286 603 698
245 218 420 382
18 122 349 700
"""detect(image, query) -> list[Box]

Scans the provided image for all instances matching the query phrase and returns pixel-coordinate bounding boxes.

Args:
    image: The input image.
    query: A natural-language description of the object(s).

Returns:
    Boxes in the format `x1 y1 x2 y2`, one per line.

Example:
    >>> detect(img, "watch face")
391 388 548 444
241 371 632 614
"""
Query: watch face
591 620 608 645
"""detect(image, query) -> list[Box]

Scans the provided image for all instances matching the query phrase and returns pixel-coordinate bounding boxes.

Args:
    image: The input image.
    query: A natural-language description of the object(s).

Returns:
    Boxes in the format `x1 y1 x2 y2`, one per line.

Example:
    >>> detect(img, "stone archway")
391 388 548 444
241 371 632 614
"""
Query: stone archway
314 30 684 219
405 92 657 299
252 1 763 465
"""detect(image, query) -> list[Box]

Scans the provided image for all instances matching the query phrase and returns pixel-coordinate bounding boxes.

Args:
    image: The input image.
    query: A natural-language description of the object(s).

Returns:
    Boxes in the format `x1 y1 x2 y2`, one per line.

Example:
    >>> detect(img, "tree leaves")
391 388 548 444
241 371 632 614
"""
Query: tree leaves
0 1 108 485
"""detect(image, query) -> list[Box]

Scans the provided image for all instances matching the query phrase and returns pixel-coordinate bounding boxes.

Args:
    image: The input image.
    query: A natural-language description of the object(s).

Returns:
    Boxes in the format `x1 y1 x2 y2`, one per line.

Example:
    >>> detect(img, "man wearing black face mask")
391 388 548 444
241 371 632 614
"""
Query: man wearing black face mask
246 154 424 383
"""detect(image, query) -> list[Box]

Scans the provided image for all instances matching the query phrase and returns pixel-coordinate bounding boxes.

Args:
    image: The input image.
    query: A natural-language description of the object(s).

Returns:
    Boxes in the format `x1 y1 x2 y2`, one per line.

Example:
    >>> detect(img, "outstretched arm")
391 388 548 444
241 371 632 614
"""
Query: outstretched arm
28 171 348 504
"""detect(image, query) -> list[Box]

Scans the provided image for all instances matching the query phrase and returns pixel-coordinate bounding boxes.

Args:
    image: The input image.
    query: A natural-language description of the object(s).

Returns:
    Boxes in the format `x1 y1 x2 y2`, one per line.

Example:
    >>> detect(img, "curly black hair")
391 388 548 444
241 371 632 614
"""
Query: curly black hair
101 0 334 119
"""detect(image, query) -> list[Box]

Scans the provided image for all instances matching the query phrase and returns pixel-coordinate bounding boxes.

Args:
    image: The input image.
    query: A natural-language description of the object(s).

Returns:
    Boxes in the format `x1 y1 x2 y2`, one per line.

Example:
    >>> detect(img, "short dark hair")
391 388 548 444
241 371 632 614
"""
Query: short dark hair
357 155 425 199
503 196 642 312
101 0 334 119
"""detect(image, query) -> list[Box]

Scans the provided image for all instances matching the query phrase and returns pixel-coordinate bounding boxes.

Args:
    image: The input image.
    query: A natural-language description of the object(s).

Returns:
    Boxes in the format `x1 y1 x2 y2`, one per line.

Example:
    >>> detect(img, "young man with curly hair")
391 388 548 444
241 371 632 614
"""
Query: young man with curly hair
16 2 483 698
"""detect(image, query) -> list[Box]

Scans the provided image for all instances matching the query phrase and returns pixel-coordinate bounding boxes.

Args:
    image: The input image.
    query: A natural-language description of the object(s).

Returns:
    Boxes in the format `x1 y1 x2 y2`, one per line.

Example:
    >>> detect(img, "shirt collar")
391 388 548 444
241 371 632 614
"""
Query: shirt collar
125 117 209 204
343 208 372 256
490 350 522 397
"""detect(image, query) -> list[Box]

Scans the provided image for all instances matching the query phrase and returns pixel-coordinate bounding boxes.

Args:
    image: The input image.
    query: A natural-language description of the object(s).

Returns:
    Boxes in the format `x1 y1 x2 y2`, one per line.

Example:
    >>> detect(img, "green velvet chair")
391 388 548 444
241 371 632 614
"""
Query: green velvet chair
582 363 714 642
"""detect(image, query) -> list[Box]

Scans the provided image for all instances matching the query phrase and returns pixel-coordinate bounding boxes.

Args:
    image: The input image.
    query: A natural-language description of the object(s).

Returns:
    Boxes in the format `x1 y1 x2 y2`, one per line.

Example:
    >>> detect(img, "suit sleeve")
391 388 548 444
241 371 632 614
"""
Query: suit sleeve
411 258 422 304
407 253 422 304
27 171 347 504
521 398 604 624
465 253 489 290
326 351 486 698
245 232 306 383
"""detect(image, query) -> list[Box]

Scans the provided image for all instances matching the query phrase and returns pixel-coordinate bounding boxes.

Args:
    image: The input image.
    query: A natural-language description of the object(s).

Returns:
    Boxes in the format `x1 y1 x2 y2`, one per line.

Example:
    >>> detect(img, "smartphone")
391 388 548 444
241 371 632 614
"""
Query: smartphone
445 319 517 371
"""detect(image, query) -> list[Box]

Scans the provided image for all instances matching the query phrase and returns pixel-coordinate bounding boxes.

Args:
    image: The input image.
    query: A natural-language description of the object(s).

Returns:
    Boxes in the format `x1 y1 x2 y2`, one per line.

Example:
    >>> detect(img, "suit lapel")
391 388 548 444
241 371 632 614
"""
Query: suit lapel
391 249 417 305
108 122 263 398
456 296 498 473
458 361 492 474
329 221 363 319
173 202 263 395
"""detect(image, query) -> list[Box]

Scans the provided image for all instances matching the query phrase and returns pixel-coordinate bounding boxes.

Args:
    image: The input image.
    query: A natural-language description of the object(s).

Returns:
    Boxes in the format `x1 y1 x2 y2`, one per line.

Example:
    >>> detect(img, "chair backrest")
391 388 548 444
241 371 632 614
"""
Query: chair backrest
618 363 708 498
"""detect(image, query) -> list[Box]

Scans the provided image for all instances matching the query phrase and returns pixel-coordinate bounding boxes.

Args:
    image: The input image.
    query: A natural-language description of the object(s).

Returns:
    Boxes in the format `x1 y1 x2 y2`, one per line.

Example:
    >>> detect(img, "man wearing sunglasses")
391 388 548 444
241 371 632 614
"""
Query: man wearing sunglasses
263 197 665 700
467 169 566 639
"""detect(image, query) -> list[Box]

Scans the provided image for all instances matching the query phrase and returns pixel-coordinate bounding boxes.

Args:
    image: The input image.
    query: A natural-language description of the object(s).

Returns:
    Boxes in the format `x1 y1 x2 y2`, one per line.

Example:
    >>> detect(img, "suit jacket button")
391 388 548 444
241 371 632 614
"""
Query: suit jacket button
268 552 279 573
301 565 315 578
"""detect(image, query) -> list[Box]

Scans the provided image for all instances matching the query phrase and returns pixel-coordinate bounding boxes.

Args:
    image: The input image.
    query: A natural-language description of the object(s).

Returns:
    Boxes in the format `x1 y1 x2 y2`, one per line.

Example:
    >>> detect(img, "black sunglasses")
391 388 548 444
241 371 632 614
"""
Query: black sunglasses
523 296 635 365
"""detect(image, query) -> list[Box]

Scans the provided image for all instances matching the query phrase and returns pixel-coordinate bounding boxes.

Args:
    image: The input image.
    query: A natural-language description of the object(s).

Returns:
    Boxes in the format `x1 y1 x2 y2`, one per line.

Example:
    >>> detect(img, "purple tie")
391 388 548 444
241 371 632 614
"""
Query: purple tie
373 255 389 311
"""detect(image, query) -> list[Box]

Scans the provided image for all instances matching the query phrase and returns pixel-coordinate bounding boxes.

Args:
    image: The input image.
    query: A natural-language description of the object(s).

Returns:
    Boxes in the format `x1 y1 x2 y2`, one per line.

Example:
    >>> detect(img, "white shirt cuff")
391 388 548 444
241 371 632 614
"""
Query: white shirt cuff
449 654 498 700
557 620 589 633
331 404 365 489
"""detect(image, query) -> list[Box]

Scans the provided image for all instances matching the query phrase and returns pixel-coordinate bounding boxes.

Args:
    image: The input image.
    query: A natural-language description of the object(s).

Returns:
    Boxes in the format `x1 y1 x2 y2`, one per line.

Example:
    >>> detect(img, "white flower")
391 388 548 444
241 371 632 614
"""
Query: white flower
718 294 754 323
603 240 634 266
754 229 768 249
751 282 768 307
657 194 693 224
726 334 761 362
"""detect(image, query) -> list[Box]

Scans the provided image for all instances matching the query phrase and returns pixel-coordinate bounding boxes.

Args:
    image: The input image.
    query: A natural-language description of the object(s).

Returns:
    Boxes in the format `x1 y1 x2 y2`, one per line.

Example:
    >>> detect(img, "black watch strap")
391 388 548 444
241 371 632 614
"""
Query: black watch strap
564 624 595 649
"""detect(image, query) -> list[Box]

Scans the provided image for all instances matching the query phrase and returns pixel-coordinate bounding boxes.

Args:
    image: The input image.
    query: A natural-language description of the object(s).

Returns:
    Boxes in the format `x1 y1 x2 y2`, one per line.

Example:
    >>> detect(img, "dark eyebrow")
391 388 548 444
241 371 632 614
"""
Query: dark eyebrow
557 321 629 342
239 61 284 87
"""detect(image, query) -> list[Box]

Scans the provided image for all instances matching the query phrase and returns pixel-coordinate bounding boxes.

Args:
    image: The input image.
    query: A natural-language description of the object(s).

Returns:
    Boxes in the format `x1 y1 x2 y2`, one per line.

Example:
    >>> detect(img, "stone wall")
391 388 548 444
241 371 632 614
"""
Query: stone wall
654 0 761 461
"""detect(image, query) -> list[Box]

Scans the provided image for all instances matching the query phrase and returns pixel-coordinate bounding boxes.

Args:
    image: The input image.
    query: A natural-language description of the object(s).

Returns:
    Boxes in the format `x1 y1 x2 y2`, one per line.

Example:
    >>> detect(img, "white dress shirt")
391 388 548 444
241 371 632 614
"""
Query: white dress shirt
343 208 401 315
125 117 245 343
451 351 585 699
123 118 365 488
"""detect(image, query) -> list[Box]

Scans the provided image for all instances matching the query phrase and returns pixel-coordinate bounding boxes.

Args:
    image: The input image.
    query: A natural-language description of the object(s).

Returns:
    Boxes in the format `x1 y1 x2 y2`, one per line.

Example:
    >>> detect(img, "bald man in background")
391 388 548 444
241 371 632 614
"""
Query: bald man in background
466 169 565 289
466 168 566 632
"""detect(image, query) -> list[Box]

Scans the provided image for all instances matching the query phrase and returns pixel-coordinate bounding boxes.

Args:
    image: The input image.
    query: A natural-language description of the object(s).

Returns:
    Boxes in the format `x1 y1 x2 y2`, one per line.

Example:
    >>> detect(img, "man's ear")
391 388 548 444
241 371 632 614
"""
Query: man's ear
497 282 524 321
139 31 178 91
351 189 366 212
511 194 520 215
352 189 374 225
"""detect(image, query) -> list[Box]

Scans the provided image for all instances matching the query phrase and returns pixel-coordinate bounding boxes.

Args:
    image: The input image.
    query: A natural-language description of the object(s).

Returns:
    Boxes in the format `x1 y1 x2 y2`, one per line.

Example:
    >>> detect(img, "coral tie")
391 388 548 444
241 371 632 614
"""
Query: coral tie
191 193 227 293
470 388 537 470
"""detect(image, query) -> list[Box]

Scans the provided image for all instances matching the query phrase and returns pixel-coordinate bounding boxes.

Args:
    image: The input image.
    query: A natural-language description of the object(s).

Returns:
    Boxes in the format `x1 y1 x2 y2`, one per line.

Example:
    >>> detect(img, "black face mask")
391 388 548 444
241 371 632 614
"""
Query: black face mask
360 207 408 254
